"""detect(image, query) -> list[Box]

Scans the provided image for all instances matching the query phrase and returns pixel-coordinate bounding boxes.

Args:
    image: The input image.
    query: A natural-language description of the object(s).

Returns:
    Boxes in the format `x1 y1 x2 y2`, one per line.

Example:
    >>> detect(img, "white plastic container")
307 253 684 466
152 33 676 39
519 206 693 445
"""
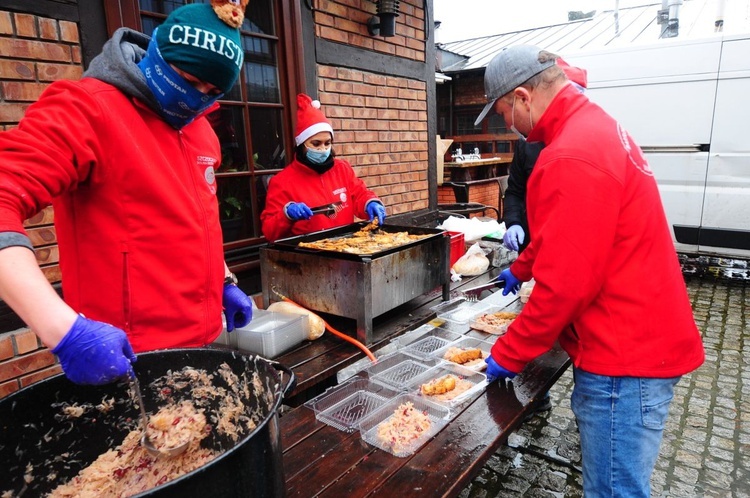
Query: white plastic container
431 336 492 372
304 377 397 432
234 309 309 358
358 393 450 457
430 298 491 325
369 359 434 392
406 363 487 409
402 334 458 360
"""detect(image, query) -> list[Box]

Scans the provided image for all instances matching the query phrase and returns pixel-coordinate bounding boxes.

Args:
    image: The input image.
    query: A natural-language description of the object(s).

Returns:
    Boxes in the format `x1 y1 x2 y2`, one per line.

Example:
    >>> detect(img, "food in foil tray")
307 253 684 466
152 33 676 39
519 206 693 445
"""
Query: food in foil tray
298 220 429 254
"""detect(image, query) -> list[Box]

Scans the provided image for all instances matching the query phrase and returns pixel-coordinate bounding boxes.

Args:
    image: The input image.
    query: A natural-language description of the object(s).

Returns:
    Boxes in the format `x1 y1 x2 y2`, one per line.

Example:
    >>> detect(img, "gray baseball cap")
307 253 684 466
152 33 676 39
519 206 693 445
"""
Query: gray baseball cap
474 45 555 126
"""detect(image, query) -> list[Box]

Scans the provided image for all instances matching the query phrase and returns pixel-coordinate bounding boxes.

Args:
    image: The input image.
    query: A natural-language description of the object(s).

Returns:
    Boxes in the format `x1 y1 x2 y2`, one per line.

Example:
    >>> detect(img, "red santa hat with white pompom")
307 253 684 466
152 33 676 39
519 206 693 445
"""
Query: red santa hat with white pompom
295 93 334 146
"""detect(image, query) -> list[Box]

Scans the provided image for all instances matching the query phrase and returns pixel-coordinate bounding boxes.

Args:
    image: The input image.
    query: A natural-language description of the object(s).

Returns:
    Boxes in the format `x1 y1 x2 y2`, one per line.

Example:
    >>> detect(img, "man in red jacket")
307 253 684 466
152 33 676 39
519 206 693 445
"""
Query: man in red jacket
474 45 704 497
0 3 254 386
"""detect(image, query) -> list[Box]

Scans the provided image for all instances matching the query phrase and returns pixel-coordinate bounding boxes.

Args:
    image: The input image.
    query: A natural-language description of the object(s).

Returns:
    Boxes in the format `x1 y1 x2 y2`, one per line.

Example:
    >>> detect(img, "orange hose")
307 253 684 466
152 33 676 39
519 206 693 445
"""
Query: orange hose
281 296 377 363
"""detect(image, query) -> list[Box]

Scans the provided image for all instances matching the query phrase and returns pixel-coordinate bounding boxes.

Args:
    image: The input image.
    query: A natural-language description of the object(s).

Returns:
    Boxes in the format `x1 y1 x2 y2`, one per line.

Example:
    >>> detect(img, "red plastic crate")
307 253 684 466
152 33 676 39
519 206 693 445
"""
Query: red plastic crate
448 231 466 268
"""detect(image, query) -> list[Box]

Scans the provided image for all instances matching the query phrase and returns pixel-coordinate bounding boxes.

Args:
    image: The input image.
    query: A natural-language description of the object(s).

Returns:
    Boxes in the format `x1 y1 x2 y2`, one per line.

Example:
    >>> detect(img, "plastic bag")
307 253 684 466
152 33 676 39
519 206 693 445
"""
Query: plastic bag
519 279 535 304
438 216 505 243
450 243 490 281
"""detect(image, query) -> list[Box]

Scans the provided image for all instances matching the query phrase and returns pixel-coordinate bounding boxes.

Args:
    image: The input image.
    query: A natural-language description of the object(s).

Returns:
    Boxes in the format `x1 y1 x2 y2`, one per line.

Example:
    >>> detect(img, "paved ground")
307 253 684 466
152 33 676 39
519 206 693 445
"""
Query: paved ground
460 275 749 497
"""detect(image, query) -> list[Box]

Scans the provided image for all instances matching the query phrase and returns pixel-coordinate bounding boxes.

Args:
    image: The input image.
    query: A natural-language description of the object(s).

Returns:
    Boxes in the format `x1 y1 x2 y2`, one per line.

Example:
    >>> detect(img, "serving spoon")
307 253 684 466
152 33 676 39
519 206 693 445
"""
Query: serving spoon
129 374 189 458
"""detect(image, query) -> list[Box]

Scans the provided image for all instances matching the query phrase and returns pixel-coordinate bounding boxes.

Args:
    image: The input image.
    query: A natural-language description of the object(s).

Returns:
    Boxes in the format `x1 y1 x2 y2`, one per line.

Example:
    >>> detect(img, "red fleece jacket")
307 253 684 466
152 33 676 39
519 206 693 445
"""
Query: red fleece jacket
491 85 704 378
261 157 379 242
0 79 225 352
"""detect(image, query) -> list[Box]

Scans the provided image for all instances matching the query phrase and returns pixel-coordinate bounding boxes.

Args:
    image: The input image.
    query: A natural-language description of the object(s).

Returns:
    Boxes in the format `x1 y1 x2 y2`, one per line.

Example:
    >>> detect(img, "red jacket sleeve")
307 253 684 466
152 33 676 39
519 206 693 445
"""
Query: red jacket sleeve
492 157 622 373
260 173 296 243
342 159 379 219
0 81 102 234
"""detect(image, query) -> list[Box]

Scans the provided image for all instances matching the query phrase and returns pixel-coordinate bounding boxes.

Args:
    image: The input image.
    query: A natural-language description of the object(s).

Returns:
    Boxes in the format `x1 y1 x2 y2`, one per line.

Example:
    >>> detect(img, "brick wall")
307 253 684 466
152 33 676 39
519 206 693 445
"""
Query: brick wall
314 0 425 61
318 66 429 215
0 9 83 399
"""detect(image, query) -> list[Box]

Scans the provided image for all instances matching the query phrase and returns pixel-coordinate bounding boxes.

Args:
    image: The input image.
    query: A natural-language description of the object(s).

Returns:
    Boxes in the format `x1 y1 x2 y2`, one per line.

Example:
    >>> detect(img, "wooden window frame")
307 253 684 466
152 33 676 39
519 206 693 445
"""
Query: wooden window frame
103 0 305 257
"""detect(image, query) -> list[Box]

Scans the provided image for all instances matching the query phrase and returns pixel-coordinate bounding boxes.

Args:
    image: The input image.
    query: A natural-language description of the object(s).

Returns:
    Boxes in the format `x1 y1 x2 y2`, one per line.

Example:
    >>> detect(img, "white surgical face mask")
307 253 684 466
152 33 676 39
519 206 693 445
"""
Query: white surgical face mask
510 95 533 141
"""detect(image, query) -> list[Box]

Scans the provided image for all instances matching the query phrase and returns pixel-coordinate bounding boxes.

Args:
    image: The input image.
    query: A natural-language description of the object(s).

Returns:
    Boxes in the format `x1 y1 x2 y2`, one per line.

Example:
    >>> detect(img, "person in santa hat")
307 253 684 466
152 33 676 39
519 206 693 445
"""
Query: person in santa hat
261 94 387 242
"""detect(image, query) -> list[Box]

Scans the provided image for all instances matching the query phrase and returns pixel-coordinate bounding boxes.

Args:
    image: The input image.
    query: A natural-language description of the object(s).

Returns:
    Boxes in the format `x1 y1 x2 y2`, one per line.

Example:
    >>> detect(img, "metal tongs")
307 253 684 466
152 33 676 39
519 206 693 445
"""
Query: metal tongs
129 374 189 458
310 201 343 219
460 278 506 302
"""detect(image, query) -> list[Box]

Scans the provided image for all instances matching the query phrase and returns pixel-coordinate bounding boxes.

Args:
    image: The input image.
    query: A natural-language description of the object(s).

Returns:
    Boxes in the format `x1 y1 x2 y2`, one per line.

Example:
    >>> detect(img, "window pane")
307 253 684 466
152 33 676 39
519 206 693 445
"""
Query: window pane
250 108 286 170
488 114 507 134
207 106 249 173
244 37 279 103
139 0 184 15
250 108 286 228
243 0 275 35
217 175 253 242
456 114 480 135
494 141 511 153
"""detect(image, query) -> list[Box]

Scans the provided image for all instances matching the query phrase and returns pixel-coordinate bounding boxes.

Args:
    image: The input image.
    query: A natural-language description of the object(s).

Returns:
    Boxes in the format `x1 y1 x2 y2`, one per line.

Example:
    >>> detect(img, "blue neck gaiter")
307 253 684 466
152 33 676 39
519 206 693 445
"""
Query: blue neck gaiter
138 30 222 129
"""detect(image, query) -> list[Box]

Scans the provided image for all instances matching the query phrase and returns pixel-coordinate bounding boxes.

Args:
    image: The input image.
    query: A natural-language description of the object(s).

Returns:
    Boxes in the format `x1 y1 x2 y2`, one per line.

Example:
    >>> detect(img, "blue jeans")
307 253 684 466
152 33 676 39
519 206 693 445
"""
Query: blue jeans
571 367 680 497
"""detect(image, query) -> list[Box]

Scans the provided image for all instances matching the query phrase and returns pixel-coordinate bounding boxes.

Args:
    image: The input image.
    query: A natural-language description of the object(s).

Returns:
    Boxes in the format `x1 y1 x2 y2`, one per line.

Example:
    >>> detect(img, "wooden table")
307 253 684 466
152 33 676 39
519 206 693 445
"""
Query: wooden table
444 156 512 182
274 274 571 497
273 269 502 403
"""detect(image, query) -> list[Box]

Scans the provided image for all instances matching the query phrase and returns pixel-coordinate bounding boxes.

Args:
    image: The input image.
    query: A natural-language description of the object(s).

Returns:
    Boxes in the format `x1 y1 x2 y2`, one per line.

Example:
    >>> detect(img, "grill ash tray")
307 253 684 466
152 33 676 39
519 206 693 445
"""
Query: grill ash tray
305 377 397 432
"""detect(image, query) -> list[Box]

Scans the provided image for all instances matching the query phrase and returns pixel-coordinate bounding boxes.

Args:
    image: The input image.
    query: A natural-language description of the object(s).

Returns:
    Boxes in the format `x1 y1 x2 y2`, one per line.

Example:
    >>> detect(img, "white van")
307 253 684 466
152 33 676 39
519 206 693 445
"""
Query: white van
566 34 750 259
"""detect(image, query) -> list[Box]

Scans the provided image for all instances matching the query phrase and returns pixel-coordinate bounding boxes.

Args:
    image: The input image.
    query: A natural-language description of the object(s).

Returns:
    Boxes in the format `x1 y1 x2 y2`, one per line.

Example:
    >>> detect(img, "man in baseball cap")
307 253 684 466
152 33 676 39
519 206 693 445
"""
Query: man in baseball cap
477 45 704 498
474 44 556 126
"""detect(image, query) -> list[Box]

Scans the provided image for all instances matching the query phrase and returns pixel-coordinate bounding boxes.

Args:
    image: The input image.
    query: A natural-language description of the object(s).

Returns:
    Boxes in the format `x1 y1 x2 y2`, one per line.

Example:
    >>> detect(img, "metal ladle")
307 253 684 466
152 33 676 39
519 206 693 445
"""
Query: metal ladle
129 374 189 458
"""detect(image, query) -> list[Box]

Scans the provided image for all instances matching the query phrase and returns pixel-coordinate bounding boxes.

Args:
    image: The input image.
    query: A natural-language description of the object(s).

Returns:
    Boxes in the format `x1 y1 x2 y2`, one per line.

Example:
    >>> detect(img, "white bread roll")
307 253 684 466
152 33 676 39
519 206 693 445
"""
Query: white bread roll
267 301 326 340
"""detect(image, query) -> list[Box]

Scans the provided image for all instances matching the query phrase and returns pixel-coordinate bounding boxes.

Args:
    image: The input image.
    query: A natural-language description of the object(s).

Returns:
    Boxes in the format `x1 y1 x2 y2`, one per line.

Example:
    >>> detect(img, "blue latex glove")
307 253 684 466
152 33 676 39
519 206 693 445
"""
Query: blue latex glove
485 355 517 382
223 283 253 332
366 202 386 225
498 268 521 296
52 315 136 385
503 225 525 252
285 202 313 221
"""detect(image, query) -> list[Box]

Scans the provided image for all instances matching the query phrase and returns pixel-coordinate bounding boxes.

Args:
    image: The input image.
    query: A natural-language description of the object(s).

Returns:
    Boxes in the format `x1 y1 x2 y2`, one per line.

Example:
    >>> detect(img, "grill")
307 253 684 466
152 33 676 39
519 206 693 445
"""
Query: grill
260 222 450 345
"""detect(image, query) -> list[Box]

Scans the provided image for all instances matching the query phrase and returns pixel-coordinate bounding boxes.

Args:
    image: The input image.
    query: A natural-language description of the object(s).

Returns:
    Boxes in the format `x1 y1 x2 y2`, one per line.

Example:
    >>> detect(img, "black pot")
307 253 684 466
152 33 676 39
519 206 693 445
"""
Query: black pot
0 348 295 497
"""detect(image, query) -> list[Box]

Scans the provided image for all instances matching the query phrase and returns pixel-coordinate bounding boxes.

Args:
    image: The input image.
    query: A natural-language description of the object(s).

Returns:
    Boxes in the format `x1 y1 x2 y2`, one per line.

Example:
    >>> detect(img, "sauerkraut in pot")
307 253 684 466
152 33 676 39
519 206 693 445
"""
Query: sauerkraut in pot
46 362 266 498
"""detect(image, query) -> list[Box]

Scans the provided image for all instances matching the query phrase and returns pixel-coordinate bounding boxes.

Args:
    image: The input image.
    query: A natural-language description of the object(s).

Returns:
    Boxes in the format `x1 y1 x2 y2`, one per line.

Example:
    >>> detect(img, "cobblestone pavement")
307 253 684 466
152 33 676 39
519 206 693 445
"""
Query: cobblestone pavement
461 276 749 497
